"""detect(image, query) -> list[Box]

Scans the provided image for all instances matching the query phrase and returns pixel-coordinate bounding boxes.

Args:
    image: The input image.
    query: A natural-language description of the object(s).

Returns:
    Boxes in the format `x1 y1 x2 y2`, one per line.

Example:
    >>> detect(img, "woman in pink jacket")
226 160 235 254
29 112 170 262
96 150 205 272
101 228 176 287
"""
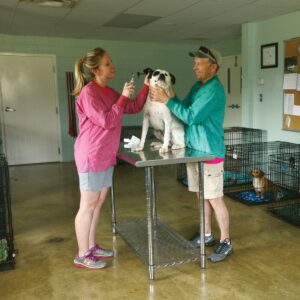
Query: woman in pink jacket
72 47 149 269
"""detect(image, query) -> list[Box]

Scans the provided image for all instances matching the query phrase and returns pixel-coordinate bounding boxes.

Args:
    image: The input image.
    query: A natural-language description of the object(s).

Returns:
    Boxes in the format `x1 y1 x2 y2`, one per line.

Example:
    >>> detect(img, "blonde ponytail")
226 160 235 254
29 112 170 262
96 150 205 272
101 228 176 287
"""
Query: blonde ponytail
72 47 107 96
73 58 86 96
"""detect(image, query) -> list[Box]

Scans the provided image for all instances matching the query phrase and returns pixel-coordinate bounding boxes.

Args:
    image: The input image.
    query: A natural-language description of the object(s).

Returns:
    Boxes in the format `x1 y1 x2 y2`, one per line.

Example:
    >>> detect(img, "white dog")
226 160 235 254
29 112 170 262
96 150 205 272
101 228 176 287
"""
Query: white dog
134 69 185 154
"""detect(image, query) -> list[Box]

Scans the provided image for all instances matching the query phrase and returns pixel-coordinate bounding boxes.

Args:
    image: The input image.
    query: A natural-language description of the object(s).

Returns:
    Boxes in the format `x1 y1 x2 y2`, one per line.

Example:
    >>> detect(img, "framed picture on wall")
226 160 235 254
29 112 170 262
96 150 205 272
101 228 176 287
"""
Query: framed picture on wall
261 43 278 68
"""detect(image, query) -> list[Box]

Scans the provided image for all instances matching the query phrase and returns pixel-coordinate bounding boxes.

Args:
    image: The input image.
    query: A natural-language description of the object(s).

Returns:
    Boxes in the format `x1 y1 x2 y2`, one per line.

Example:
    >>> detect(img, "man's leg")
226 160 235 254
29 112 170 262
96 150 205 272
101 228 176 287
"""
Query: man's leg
190 192 215 247
196 192 213 234
207 197 233 262
205 162 233 262
188 163 215 247
208 197 230 241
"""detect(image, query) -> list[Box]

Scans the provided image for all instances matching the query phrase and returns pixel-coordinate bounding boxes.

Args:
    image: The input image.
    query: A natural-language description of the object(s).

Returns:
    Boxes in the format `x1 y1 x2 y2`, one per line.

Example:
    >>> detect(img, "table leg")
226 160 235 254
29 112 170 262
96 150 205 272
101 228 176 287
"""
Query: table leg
150 166 157 225
110 178 116 234
145 166 155 280
198 162 206 269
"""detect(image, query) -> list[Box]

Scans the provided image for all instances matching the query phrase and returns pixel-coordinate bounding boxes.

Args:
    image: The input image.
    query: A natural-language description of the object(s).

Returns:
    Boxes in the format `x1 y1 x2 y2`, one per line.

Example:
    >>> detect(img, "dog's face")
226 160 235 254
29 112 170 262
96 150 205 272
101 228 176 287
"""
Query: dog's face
250 168 265 178
149 69 175 89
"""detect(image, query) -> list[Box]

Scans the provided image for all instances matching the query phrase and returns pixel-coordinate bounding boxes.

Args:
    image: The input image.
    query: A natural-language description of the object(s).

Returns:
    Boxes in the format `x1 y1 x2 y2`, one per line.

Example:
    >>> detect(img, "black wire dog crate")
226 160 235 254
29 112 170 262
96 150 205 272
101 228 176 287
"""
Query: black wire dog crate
225 141 300 205
267 152 300 227
224 127 267 147
0 155 15 271
176 127 267 186
223 127 267 189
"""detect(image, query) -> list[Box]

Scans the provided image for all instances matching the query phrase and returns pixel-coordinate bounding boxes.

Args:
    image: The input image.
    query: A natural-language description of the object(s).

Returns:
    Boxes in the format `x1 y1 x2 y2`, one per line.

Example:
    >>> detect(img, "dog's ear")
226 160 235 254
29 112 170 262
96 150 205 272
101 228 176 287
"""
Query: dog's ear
259 169 265 177
143 68 154 78
170 73 176 85
249 169 253 175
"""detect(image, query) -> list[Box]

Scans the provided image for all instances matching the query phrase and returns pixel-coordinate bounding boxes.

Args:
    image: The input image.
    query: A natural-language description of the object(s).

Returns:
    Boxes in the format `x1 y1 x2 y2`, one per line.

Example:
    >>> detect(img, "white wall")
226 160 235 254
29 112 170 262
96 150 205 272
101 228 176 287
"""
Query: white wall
242 11 300 143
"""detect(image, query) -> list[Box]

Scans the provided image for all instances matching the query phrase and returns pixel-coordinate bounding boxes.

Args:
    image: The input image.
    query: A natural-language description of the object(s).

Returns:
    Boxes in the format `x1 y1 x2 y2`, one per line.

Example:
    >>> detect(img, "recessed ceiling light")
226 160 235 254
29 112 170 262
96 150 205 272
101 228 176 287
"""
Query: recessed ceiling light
19 0 79 8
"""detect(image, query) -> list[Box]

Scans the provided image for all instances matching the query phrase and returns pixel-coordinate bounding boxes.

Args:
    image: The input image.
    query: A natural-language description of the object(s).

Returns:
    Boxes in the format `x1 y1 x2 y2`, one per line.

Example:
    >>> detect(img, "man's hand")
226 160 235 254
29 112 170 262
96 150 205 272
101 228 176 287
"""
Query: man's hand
150 84 175 104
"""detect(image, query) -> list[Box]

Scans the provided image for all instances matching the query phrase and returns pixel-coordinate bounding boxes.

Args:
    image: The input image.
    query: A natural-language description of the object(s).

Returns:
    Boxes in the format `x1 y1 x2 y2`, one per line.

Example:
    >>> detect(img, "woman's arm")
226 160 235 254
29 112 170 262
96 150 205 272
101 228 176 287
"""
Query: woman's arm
123 84 149 114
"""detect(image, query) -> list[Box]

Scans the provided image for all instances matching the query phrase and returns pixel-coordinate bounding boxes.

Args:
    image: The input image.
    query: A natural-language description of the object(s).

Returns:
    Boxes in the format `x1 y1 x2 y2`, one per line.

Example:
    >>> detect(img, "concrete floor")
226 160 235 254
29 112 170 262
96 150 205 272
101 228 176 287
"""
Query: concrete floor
1 162 300 300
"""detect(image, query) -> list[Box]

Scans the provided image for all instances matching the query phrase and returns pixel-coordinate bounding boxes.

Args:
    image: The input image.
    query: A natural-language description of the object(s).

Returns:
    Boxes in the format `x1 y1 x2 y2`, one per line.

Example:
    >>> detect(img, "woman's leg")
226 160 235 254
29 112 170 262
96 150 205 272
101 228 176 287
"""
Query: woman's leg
75 190 100 257
88 187 110 248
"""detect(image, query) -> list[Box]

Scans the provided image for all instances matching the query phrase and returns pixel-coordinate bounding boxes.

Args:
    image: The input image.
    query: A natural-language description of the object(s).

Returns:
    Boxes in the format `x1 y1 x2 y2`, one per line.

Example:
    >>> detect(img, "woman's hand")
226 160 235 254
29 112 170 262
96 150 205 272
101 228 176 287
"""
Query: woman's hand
122 81 135 98
150 84 175 104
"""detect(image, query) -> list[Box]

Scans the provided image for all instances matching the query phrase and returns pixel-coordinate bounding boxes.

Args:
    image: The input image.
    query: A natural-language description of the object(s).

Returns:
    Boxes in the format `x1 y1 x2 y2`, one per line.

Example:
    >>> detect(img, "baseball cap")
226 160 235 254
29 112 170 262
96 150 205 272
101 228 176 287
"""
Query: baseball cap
189 46 222 67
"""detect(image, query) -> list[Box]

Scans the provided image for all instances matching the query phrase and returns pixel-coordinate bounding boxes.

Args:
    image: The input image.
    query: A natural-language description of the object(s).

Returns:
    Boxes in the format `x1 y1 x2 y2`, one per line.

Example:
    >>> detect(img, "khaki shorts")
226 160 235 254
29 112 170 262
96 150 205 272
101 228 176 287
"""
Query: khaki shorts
186 162 224 199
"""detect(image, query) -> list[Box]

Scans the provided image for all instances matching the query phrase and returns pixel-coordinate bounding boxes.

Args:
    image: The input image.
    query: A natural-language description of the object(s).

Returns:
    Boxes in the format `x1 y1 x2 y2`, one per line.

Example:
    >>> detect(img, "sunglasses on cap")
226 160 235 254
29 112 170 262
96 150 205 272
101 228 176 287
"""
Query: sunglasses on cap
198 46 217 64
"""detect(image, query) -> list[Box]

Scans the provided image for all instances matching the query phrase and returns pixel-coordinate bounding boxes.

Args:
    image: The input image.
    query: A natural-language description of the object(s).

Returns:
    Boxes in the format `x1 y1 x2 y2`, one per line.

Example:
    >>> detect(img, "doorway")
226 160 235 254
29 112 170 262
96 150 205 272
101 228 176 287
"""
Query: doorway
0 54 61 165
218 55 242 127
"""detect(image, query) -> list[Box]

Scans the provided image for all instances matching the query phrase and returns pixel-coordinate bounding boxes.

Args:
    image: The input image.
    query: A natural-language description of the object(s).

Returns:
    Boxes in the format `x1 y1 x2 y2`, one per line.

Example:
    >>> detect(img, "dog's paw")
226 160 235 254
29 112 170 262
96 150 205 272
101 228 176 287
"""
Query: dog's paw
159 152 170 159
171 144 185 150
133 144 144 152
151 142 162 149
159 145 169 154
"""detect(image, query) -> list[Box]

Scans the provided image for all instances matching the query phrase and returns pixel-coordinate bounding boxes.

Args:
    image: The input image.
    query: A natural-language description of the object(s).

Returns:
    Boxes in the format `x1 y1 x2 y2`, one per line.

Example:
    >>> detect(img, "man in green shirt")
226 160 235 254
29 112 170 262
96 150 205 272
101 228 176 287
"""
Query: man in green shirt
151 46 232 262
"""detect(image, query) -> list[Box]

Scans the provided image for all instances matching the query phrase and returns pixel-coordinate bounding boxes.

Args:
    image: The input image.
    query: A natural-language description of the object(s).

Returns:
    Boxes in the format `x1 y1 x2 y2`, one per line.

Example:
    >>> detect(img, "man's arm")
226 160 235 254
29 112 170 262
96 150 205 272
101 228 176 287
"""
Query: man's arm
167 87 218 125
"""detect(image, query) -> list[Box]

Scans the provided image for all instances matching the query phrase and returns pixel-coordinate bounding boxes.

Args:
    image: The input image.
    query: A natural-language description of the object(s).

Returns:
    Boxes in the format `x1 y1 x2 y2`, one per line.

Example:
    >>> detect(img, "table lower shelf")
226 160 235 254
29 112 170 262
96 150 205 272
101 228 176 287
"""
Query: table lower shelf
115 218 200 268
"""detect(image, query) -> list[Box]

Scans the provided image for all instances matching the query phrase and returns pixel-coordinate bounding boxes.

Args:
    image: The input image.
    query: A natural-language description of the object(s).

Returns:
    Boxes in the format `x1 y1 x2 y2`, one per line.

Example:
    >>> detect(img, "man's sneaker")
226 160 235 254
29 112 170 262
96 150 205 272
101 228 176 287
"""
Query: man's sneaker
73 251 108 269
207 239 233 262
90 244 114 259
189 232 215 247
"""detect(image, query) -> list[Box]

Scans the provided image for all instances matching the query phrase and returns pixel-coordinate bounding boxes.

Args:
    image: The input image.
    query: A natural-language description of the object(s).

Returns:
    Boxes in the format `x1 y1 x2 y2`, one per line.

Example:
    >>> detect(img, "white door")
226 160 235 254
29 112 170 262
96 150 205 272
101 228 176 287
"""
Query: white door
218 55 242 127
0 54 61 165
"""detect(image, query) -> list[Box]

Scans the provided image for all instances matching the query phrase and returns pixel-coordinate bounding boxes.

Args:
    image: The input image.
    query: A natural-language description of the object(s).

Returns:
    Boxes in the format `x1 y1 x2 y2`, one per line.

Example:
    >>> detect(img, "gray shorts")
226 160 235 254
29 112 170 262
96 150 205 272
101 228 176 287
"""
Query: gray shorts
78 166 114 192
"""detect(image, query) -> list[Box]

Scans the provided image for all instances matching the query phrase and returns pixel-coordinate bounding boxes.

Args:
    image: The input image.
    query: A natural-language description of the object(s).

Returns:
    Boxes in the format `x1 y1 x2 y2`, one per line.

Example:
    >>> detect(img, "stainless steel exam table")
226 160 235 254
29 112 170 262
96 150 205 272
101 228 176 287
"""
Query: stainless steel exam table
110 142 214 280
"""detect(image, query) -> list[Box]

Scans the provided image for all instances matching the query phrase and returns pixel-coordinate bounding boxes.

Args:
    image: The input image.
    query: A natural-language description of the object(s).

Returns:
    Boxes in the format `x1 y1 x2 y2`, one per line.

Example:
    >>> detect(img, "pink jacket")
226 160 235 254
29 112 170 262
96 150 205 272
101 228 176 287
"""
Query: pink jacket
74 80 149 172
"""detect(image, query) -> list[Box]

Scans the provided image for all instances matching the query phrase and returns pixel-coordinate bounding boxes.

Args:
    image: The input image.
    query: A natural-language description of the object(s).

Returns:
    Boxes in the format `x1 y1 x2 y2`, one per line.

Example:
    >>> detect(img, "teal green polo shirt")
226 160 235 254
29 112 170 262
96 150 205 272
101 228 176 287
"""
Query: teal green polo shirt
166 75 226 158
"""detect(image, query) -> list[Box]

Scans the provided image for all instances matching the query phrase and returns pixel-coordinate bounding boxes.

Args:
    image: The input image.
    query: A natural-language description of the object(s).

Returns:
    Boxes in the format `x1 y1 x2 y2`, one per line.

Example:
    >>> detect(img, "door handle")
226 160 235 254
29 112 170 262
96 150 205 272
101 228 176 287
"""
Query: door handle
227 104 240 109
5 107 16 112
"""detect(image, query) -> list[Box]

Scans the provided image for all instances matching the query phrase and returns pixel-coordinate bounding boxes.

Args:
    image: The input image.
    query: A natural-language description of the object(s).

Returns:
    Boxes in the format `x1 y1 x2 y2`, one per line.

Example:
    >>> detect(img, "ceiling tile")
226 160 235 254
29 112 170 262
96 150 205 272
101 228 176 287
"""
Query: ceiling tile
126 0 200 17
61 10 116 27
